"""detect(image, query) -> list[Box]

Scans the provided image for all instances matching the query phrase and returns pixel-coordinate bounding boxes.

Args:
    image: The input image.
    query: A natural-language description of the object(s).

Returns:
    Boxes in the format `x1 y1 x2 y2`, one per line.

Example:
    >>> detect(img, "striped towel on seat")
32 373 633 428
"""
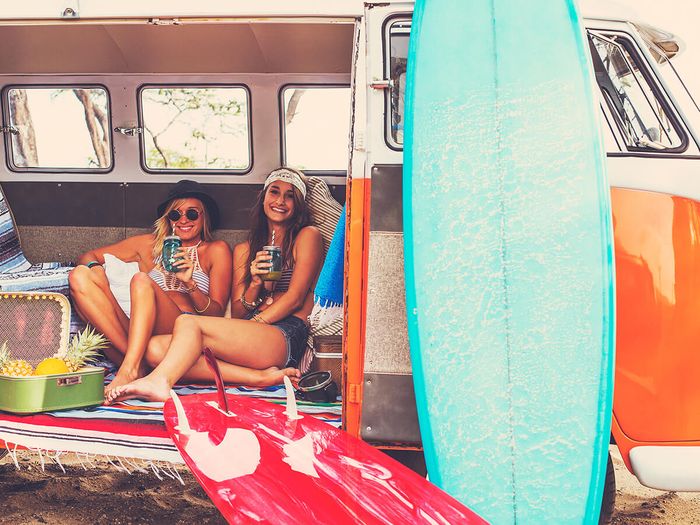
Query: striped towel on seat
298 177 345 373
0 184 85 333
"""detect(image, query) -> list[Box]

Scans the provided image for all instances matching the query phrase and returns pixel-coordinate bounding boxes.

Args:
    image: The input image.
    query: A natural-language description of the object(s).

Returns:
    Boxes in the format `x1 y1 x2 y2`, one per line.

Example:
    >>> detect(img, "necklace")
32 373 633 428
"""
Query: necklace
265 279 277 305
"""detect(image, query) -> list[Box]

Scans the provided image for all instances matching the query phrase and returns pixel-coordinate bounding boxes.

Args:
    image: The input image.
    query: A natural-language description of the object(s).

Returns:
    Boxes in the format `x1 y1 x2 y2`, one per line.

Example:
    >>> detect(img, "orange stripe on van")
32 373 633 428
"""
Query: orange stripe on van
343 177 371 438
612 188 700 454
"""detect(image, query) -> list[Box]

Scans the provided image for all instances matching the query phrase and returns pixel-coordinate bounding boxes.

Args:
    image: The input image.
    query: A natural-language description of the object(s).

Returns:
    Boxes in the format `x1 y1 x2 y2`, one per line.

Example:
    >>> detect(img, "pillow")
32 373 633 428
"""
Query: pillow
305 177 342 256
103 253 140 318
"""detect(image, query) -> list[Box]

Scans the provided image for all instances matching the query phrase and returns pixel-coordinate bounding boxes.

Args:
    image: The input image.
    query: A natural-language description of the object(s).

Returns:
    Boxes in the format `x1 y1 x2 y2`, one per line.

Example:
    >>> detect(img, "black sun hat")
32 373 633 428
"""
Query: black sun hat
156 180 220 230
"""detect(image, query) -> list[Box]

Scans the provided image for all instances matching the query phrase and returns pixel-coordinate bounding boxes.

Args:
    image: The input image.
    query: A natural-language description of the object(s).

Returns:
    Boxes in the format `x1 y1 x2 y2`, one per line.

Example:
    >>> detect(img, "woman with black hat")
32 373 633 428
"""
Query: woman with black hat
69 180 233 395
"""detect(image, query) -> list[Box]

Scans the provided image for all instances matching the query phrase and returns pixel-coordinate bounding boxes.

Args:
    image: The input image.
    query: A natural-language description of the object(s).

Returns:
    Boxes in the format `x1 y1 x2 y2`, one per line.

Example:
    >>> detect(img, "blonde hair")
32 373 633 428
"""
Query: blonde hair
152 198 213 262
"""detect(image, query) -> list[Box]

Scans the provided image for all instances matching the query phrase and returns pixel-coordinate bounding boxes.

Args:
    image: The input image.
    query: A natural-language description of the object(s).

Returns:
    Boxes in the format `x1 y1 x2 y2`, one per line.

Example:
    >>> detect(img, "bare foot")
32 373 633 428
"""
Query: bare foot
254 367 301 387
104 375 172 405
104 363 148 396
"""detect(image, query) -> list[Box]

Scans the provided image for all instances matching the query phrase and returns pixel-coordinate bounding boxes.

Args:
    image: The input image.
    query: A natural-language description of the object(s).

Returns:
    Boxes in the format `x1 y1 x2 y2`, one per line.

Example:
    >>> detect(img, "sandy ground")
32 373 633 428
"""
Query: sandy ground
1 446 699 524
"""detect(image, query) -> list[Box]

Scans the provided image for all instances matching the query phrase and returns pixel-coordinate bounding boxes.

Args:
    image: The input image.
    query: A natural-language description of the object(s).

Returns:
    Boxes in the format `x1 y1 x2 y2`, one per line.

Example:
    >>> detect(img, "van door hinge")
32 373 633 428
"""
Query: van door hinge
148 18 182 26
370 79 394 90
347 383 362 404
0 126 18 135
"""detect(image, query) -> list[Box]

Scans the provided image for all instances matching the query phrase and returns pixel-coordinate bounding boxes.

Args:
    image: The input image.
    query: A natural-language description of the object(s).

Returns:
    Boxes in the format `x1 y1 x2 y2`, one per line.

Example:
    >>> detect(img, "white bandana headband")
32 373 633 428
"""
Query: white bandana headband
264 168 307 200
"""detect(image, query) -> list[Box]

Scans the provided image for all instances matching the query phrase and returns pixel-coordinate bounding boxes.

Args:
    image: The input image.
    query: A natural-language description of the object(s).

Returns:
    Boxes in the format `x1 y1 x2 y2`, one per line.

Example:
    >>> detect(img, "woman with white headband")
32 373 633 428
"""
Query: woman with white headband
106 167 323 403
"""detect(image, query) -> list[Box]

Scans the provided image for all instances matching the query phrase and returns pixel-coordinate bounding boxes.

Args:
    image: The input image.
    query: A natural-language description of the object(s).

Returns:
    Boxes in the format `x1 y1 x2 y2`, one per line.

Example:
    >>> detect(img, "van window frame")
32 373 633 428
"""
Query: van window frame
382 14 411 152
588 29 689 156
136 82 253 176
278 82 351 176
2 83 114 174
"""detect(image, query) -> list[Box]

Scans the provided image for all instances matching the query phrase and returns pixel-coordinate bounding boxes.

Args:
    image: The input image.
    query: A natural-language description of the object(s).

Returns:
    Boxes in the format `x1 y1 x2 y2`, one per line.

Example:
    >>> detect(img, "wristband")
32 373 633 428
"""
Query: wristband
194 296 211 314
86 261 101 268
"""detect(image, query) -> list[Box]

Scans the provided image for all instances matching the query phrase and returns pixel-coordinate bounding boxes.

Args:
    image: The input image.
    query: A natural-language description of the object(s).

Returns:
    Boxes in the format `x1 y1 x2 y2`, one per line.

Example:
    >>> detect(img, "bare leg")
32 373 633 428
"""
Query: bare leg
107 315 300 403
105 272 185 394
69 266 129 353
146 334 300 385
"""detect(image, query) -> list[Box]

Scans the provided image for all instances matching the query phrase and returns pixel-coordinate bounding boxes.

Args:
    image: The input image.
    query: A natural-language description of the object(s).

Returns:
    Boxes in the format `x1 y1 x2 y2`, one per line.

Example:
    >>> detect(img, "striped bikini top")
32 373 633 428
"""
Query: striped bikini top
148 242 210 295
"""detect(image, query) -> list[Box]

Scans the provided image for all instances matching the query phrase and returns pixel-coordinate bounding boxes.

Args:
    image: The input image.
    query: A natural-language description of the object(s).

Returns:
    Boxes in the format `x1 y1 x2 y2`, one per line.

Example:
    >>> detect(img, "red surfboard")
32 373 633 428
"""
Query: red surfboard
163 349 487 524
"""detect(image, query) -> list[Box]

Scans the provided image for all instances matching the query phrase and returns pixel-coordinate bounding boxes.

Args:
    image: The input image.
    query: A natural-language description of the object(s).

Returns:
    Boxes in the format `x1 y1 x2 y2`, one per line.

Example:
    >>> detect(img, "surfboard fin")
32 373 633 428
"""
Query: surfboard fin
283 375 303 421
170 389 192 436
201 347 231 414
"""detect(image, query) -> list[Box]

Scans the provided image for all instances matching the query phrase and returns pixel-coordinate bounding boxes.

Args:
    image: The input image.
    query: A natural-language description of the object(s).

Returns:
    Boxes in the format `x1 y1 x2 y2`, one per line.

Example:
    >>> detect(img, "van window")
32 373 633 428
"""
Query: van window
281 86 351 172
4 86 112 171
589 32 685 152
140 86 250 173
385 19 410 149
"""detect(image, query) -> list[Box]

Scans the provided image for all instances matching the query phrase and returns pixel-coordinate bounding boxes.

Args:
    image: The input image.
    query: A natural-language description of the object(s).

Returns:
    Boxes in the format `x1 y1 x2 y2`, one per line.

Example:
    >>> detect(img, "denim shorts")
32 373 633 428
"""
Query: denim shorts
271 315 309 368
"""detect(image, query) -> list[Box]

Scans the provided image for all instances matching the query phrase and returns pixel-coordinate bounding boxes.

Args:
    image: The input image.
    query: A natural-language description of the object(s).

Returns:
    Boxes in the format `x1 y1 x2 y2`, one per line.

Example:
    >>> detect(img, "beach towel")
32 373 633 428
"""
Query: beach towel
103 254 140 317
309 205 345 329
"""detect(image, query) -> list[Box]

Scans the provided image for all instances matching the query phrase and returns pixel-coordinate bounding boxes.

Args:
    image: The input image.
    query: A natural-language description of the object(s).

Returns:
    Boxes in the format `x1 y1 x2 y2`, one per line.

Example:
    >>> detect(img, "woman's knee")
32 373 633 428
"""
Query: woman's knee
173 313 199 334
145 337 168 367
129 272 154 293
68 265 93 293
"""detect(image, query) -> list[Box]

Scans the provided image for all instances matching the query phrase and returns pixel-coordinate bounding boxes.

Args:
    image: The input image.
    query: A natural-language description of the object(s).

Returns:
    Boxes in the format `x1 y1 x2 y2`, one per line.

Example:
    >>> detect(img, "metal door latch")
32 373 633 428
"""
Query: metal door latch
370 79 394 90
114 127 143 136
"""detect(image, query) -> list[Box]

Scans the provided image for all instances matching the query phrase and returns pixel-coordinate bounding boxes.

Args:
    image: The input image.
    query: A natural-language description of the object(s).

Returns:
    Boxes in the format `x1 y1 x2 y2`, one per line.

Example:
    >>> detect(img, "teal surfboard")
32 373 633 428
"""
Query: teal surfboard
403 1 615 523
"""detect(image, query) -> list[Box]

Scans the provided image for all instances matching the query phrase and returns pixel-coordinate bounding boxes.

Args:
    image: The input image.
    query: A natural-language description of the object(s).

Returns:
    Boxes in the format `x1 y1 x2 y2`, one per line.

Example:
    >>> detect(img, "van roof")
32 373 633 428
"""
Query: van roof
0 0 364 20
0 0 683 66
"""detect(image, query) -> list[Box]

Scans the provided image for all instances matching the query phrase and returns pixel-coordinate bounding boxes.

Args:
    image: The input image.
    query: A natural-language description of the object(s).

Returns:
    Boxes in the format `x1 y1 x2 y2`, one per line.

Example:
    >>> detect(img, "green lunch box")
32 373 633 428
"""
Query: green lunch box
0 366 104 413
0 292 105 413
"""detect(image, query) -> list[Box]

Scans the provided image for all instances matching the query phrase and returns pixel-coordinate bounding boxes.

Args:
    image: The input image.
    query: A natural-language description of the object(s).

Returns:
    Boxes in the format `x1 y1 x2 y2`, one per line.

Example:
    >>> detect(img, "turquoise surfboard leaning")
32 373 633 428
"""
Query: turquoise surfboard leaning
403 0 615 523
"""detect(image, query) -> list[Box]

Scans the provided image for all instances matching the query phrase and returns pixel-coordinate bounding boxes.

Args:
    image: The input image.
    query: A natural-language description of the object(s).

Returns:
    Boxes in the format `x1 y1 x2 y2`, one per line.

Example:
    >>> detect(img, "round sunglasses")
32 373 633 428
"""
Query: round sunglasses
168 208 202 222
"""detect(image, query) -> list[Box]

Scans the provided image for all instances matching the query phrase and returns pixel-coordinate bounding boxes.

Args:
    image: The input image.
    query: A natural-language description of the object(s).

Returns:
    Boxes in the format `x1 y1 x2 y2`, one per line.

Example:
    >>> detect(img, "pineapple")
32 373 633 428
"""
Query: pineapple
0 341 34 377
57 326 109 372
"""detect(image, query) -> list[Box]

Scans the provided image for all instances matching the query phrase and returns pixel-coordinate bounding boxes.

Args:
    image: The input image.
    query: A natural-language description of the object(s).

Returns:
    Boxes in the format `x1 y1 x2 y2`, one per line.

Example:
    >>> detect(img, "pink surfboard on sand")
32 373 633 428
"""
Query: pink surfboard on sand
163 350 487 524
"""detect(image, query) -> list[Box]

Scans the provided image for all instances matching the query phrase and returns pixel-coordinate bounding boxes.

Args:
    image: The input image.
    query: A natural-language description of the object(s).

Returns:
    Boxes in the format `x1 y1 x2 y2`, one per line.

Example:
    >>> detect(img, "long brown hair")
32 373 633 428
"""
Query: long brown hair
152 198 213 262
242 175 309 285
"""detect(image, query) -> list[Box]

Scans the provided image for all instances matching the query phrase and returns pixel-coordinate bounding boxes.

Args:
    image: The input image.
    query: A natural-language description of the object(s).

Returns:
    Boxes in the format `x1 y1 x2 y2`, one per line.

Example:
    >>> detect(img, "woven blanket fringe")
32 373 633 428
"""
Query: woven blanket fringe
2 442 184 484
308 298 343 331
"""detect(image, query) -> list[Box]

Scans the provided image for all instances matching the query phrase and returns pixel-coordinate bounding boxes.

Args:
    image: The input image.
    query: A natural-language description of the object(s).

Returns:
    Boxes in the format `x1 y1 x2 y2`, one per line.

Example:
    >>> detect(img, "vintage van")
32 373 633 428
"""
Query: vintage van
0 0 698 518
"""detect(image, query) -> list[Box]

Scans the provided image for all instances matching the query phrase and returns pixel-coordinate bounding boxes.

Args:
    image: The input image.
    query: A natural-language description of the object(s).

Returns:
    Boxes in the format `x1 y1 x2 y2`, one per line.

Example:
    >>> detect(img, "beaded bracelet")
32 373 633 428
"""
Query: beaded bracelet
184 282 198 294
240 294 263 311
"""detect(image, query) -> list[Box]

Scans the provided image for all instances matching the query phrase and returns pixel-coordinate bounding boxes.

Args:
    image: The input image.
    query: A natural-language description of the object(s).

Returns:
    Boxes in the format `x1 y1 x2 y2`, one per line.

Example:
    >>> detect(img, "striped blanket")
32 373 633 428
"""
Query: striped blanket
0 373 342 465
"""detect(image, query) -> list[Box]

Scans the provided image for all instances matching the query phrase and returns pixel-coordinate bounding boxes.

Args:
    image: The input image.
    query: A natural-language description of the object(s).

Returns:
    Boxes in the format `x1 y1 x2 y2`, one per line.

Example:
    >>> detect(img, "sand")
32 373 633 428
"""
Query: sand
0 452 225 525
1 446 699 524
